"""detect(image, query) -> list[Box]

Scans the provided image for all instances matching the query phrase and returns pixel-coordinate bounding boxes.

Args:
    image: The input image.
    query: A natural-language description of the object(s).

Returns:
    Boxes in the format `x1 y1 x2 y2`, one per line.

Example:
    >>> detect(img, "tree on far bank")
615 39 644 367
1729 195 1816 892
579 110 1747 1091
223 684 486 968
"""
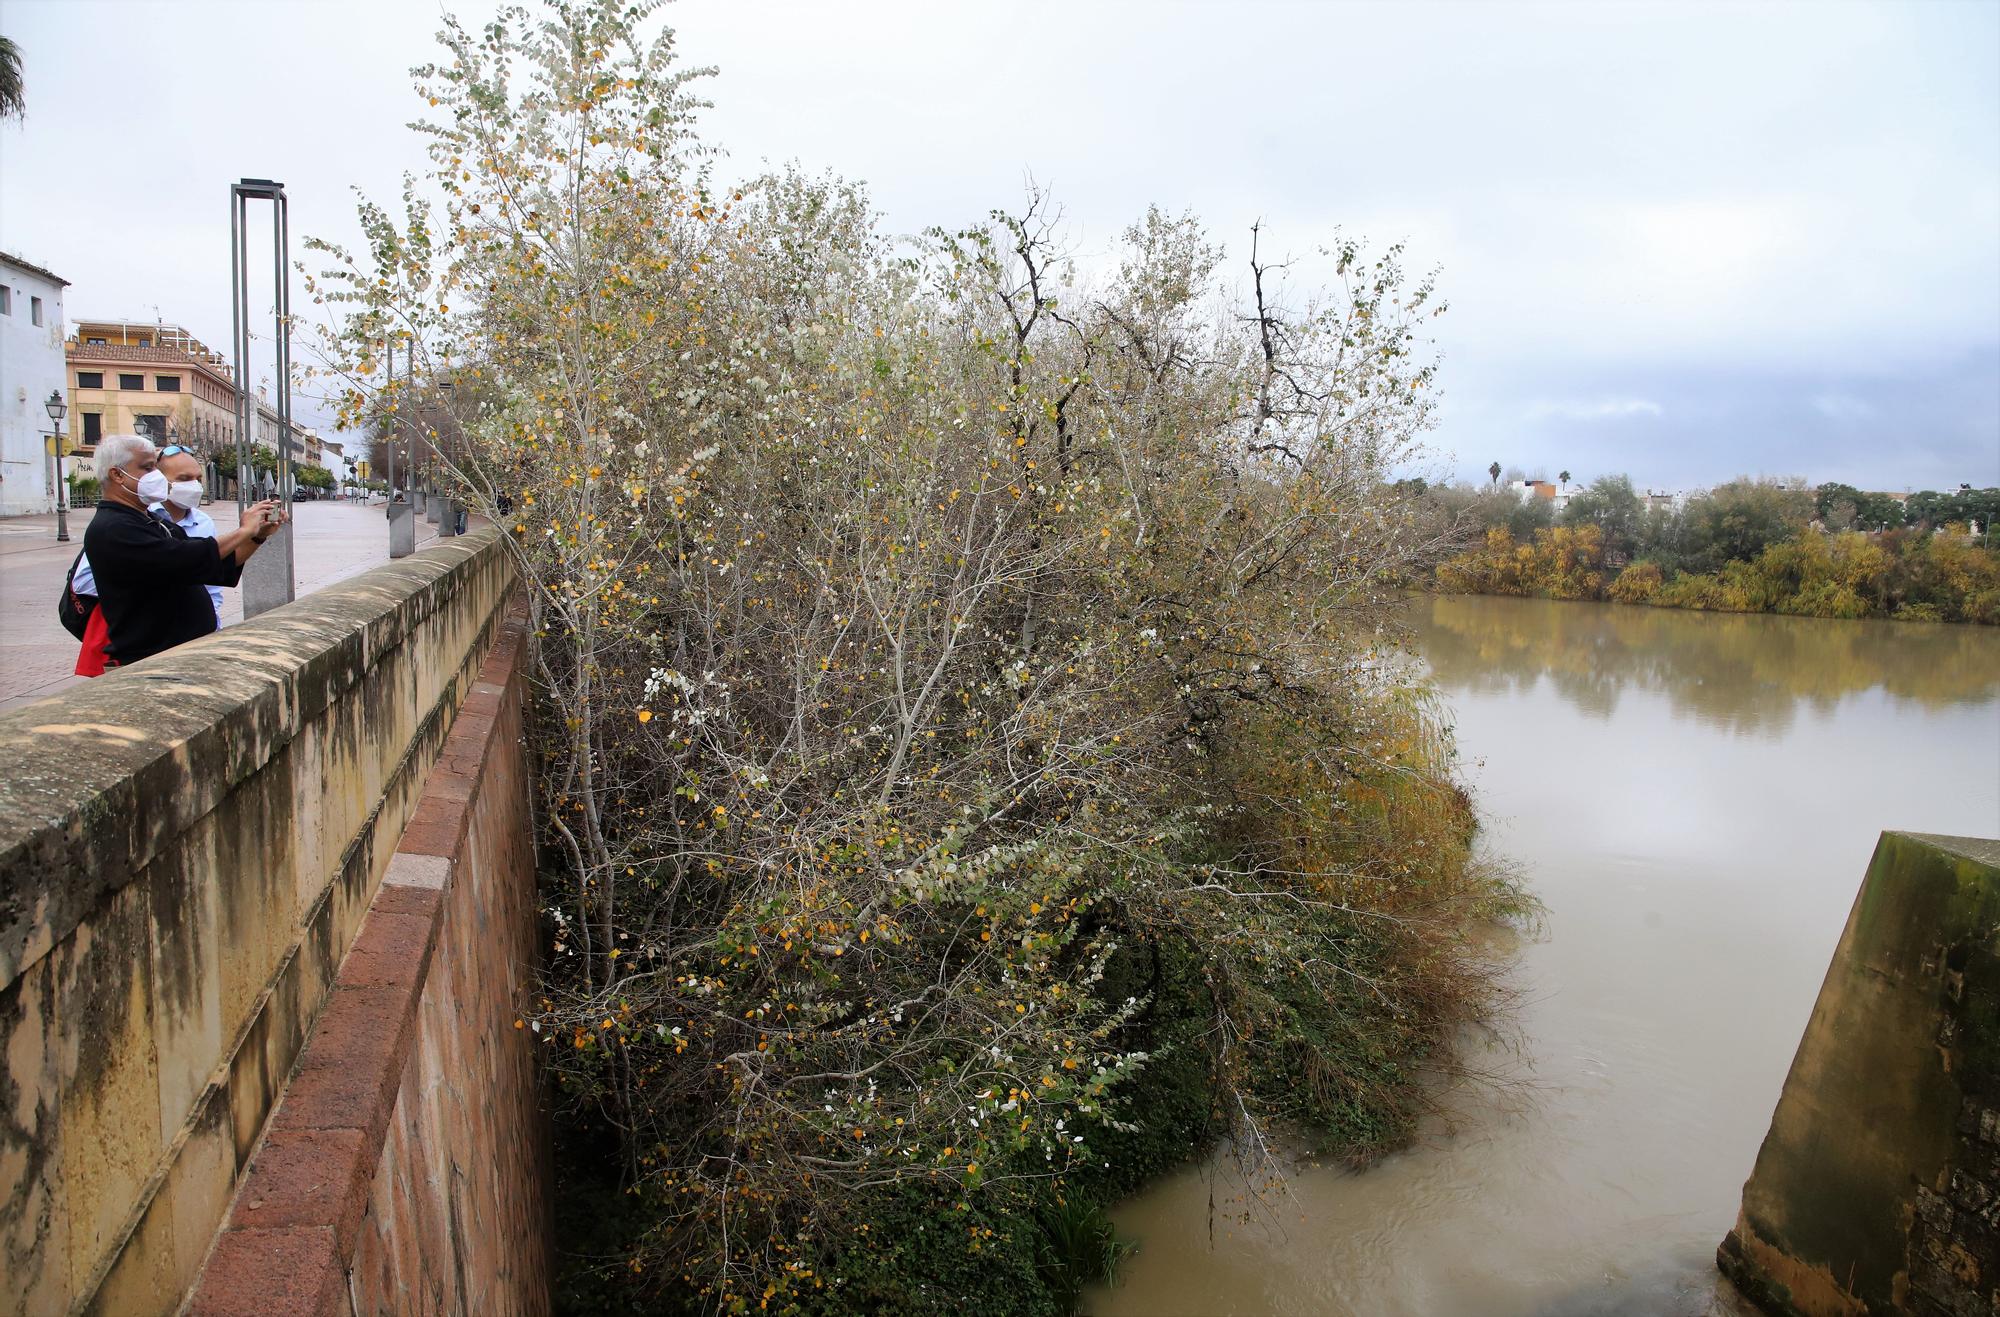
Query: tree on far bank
1680 477 1814 573
1906 487 2000 533
1814 482 1904 532
1561 474 1644 560
1488 460 1502 486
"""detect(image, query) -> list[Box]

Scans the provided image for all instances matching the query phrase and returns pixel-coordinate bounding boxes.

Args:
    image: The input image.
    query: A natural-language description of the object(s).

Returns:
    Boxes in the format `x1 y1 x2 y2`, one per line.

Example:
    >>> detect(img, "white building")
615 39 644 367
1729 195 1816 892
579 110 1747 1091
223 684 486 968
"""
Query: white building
0 254 71 516
248 387 324 467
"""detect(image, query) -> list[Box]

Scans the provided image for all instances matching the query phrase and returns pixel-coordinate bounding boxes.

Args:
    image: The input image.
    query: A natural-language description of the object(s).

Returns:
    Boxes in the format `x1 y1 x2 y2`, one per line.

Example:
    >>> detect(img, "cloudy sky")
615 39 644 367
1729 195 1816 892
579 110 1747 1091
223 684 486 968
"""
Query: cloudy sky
2 0 1995 492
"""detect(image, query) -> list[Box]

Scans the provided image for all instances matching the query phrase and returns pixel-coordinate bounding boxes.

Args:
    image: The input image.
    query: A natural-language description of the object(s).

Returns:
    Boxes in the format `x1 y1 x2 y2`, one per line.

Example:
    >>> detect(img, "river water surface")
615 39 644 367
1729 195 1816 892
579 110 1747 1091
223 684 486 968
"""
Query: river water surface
1090 595 2000 1317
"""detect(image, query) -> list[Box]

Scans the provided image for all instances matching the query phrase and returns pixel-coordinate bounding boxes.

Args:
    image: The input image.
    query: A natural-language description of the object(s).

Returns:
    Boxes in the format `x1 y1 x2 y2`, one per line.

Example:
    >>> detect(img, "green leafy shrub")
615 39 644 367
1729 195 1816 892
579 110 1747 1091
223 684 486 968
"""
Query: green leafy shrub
1034 1199 1133 1312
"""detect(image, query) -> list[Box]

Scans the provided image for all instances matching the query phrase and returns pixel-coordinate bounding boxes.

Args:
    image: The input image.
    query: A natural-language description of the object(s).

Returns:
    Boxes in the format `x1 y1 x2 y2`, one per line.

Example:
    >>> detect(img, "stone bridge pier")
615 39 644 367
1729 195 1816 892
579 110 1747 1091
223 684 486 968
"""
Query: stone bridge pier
1721 832 2000 1317
0 528 551 1315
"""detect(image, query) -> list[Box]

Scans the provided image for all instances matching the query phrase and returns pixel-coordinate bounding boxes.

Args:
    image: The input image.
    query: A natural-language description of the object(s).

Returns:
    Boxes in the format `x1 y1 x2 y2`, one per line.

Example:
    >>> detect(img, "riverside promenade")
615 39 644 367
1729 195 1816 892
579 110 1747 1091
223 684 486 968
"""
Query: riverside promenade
0 500 449 711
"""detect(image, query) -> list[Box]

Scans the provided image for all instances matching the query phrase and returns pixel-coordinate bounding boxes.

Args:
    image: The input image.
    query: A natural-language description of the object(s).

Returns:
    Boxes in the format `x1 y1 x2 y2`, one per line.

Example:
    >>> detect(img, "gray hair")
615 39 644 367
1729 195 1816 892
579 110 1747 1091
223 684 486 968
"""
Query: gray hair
95 434 157 482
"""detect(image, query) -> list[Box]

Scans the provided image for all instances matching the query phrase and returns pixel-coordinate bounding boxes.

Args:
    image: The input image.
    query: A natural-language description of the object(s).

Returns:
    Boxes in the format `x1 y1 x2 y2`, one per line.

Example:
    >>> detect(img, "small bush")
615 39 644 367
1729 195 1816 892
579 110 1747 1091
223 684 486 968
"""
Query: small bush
1780 581 1870 619
1034 1199 1134 1312
1607 560 1663 604
1963 590 2000 626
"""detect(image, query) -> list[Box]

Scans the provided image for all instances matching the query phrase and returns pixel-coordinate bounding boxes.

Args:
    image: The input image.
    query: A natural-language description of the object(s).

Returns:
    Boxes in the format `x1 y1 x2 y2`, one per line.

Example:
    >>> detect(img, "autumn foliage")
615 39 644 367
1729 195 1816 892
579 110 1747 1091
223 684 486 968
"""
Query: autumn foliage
1434 524 1608 600
1440 524 2000 623
303 3 1520 1309
1431 476 2000 624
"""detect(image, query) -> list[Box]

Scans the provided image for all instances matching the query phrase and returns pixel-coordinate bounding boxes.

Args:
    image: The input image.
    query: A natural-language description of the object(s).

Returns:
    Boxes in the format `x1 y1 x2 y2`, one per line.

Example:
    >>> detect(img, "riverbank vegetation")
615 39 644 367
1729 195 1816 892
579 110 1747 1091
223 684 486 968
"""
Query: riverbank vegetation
1429 476 2000 623
301 4 1525 1311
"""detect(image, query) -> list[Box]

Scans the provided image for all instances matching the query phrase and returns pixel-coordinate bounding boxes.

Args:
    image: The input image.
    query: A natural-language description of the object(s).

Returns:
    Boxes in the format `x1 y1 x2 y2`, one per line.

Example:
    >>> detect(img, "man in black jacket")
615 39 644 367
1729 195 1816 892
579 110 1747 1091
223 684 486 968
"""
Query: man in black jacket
82 434 286 666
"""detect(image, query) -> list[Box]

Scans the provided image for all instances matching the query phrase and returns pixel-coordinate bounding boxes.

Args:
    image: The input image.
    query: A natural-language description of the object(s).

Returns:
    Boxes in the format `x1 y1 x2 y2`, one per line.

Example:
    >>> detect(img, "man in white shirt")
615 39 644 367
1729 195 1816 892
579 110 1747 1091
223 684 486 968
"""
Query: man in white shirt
148 444 225 625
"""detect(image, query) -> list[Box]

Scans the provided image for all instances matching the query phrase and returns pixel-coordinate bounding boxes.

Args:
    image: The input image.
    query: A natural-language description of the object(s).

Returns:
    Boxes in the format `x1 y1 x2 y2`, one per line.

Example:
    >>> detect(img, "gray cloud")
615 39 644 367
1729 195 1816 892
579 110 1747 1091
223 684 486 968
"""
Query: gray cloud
3 0 1994 488
1443 351 2000 492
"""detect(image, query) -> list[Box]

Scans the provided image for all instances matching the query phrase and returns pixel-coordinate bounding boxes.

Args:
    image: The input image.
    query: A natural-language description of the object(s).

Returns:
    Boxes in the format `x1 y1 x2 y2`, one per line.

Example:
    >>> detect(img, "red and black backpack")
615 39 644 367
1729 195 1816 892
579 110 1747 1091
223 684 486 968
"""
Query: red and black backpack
58 550 97 641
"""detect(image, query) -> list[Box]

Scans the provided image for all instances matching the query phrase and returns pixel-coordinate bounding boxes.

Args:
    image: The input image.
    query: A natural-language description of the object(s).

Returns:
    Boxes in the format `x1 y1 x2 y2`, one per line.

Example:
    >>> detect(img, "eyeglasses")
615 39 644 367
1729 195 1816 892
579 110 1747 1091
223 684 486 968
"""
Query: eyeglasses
158 444 194 458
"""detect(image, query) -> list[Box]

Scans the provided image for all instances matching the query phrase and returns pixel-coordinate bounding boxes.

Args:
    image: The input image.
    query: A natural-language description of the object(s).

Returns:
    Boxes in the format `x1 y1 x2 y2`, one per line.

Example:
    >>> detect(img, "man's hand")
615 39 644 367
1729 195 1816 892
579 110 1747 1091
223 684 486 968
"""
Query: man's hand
247 500 285 540
218 501 283 563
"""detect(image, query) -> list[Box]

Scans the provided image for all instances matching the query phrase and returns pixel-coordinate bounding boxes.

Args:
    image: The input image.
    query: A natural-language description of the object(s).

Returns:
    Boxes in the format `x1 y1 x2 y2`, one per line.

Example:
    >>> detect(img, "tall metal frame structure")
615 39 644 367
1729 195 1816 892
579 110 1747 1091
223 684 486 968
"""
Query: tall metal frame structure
384 332 417 557
384 332 396 495
230 178 296 616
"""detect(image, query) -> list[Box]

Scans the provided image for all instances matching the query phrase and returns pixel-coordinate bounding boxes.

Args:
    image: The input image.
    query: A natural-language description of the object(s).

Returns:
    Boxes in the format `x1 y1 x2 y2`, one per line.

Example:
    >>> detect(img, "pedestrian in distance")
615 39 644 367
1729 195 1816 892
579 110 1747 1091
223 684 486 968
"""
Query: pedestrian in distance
80 434 285 669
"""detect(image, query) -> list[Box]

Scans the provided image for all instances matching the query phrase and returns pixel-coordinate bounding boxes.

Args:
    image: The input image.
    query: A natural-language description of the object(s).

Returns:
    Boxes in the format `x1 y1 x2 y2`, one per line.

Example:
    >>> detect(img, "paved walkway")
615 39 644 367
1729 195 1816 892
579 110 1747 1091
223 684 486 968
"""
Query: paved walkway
0 500 453 711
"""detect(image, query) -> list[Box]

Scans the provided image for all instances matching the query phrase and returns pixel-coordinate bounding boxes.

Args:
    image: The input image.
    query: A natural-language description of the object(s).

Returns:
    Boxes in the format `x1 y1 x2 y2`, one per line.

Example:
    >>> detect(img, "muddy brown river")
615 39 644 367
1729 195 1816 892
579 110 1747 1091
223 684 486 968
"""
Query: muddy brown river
1090 595 2000 1317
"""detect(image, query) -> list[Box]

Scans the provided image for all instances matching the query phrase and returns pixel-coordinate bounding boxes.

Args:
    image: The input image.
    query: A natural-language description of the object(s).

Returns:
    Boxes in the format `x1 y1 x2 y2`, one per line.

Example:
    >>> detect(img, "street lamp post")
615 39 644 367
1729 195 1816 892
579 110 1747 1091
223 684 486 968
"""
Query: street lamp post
231 177 296 616
46 390 70 543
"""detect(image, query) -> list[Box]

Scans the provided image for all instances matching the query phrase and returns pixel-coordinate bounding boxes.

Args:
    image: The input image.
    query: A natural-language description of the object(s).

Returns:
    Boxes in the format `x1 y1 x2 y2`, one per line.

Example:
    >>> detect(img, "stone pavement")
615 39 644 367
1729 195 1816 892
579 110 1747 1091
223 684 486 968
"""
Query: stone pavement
0 500 450 711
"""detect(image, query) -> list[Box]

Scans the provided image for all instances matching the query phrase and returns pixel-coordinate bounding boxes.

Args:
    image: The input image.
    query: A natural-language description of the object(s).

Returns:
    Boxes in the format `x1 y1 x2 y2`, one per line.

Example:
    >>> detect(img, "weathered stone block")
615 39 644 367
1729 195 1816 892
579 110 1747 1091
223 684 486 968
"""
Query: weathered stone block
1953 1170 1996 1217
1719 833 2000 1316
0 951 72 1314
85 1085 234 1316
143 817 224 1149
58 880 161 1296
187 1226 348 1316
1925 1185 1961 1232
228 1127 373 1252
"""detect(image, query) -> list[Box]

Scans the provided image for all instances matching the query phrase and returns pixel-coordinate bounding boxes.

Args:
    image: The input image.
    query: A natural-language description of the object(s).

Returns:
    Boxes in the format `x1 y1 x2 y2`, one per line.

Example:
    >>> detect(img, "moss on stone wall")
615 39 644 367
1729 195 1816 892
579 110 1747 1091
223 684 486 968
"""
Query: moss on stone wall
1720 831 2000 1317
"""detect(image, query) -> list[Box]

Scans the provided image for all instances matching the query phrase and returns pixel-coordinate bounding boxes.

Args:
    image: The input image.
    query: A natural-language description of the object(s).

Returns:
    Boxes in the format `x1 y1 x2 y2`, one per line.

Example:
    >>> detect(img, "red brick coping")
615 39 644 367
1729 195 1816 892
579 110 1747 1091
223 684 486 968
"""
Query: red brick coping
185 610 528 1315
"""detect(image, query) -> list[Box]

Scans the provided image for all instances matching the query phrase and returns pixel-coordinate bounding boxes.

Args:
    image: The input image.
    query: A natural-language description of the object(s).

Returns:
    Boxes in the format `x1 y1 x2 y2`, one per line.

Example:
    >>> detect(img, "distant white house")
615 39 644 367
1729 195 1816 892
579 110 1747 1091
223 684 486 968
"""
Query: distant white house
0 253 71 516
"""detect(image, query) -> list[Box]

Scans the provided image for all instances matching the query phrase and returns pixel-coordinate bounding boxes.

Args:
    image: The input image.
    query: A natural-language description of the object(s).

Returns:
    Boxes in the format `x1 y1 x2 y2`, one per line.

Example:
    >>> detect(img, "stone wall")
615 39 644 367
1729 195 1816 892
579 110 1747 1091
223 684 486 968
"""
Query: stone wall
187 611 549 1316
1718 831 2000 1316
0 527 518 1314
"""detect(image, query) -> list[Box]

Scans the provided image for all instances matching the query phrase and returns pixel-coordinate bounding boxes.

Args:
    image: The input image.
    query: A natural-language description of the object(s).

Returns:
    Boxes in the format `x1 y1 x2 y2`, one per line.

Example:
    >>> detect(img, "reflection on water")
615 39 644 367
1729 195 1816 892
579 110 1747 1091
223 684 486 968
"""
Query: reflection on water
1092 596 2000 1317
1420 596 2000 736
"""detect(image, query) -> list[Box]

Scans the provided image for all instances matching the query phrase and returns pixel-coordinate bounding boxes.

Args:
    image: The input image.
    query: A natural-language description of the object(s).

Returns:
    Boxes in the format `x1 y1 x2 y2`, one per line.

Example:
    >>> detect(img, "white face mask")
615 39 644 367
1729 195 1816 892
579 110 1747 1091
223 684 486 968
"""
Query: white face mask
133 467 171 504
167 479 203 511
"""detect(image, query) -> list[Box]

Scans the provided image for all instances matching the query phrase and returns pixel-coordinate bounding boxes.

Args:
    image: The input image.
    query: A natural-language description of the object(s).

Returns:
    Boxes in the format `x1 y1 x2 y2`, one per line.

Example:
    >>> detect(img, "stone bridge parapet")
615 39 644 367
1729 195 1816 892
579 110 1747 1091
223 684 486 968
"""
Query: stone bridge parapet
0 526 548 1314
